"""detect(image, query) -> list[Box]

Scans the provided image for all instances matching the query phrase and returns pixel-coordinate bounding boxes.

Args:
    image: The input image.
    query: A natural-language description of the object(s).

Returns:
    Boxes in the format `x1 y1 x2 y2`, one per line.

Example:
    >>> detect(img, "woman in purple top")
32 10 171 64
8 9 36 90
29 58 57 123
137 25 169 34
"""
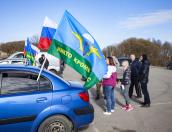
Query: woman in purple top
102 57 117 115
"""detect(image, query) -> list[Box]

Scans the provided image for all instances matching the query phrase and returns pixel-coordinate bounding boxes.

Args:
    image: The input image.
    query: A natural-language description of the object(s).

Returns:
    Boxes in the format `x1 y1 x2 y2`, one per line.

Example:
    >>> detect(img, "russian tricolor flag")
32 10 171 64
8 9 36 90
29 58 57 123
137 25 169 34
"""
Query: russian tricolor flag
38 17 57 50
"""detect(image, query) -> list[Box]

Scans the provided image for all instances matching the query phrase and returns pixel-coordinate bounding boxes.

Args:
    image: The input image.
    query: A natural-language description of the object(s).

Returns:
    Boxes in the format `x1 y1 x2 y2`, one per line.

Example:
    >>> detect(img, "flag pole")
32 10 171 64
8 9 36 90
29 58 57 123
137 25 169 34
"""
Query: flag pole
37 58 47 82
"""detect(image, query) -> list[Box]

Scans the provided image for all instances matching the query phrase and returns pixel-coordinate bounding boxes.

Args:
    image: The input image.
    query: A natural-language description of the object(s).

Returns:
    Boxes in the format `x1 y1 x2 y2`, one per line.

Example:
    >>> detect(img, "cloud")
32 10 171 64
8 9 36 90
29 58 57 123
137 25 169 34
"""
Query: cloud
119 9 172 29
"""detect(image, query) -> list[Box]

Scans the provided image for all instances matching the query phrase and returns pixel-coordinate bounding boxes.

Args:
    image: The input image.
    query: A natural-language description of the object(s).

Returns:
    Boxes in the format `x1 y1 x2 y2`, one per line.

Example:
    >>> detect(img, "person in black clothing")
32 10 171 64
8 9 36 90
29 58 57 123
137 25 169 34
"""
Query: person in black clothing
95 81 102 100
39 54 49 69
59 59 65 78
139 54 151 107
129 54 142 98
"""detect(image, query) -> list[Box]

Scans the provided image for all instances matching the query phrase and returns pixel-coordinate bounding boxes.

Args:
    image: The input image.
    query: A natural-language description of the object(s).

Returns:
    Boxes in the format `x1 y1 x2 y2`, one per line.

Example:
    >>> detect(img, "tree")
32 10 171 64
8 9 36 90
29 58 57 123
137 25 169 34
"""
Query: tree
103 38 172 66
0 41 25 55
160 41 172 65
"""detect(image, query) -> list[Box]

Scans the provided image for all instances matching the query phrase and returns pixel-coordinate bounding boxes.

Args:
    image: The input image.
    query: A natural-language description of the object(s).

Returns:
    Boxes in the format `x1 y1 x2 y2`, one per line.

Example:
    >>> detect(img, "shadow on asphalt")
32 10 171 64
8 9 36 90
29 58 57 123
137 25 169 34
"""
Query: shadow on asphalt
130 95 143 105
89 87 106 111
112 126 136 132
78 126 89 131
115 87 143 105
89 87 126 111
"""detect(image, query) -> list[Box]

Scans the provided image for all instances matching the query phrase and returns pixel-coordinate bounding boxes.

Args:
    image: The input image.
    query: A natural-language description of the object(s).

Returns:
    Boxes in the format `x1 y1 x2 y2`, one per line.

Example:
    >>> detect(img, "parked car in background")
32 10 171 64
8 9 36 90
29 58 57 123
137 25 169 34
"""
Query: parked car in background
167 62 172 70
0 65 94 132
0 58 27 65
7 52 24 59
0 52 61 75
0 52 27 65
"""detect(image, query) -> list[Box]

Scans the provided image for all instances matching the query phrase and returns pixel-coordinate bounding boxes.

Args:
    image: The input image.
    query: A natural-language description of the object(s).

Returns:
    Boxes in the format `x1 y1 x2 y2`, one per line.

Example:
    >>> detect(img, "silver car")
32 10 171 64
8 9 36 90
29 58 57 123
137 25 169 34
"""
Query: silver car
0 52 61 75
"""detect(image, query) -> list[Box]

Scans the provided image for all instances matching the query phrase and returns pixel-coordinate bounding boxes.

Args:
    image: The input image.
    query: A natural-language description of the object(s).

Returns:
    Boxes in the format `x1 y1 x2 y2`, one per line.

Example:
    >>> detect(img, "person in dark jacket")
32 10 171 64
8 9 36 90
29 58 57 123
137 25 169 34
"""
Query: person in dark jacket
121 61 133 112
95 81 102 100
39 54 49 69
139 54 151 107
129 54 142 98
59 59 65 78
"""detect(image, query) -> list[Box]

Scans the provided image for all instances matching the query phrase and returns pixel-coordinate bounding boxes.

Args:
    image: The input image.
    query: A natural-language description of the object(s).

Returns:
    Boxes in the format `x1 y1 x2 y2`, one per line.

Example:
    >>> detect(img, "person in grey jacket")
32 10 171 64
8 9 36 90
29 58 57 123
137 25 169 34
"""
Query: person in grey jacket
121 61 133 112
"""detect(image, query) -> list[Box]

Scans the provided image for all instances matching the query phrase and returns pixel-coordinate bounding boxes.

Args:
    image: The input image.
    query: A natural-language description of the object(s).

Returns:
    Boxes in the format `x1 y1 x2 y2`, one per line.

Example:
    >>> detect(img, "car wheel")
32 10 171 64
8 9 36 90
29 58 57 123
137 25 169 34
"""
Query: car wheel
38 115 73 132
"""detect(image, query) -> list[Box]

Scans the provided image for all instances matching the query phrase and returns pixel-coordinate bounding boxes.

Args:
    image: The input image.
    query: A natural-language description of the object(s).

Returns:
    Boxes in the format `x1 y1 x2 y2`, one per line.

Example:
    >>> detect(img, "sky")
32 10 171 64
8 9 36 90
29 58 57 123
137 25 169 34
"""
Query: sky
0 0 172 48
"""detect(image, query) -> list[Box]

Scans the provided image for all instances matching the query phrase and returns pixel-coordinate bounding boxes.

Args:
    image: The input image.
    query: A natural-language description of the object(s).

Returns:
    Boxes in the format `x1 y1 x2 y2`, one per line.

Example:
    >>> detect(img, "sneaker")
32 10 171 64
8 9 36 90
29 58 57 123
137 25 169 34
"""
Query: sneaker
111 109 115 112
103 112 111 115
125 105 134 112
121 105 127 110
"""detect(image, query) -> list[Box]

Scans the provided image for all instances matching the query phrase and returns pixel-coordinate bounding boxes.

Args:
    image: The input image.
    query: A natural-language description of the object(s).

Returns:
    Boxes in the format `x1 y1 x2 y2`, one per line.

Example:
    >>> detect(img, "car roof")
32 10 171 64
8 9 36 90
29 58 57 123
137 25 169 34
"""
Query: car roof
7 52 24 59
1 58 26 61
0 64 70 90
0 64 39 70
0 65 57 76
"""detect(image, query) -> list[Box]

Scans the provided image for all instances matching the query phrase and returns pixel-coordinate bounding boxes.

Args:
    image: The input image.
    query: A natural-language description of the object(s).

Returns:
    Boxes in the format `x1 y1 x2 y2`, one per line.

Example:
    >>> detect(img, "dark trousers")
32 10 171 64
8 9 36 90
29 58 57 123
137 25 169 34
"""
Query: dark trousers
141 83 151 104
96 83 102 98
129 77 142 98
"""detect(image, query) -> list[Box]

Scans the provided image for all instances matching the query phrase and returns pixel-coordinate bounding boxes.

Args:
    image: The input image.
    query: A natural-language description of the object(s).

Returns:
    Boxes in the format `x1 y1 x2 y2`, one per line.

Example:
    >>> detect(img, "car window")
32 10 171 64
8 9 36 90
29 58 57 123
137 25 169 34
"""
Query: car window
1 72 38 95
0 71 52 95
39 76 52 91
14 53 24 58
11 60 25 64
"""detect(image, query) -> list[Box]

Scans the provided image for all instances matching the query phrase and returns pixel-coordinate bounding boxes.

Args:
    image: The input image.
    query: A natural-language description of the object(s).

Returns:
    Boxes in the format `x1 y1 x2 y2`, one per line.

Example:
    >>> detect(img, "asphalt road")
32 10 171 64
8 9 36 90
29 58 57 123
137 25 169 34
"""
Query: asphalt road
63 66 172 132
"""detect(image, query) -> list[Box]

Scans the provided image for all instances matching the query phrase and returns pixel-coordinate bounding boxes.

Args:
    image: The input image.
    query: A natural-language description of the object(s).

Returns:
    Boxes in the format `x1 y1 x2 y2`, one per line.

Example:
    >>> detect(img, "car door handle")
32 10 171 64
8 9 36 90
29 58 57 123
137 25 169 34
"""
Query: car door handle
36 97 48 103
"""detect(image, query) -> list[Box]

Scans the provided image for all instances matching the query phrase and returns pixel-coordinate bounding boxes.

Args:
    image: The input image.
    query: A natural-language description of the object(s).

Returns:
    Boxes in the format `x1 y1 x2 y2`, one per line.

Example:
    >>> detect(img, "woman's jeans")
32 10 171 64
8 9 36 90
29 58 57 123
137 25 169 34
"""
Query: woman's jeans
121 84 130 105
103 86 115 112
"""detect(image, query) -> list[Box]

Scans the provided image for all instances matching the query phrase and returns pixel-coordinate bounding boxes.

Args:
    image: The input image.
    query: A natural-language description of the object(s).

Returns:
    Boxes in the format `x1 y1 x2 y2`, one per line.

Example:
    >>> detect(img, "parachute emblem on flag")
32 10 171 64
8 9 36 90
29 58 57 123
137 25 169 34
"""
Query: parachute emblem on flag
72 32 84 52
72 31 101 59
